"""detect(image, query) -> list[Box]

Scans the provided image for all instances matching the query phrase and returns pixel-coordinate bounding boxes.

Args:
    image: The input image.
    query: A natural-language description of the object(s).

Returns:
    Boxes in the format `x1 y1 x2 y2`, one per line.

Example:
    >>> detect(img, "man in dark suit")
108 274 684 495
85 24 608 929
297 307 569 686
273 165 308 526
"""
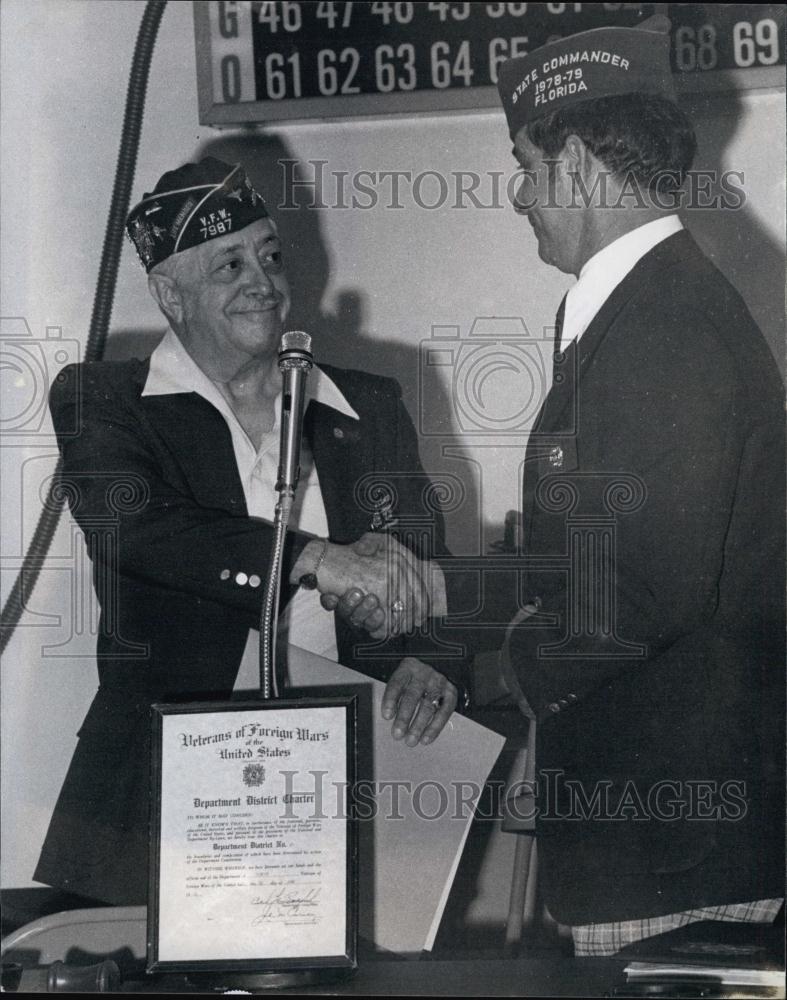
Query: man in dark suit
351 15 784 953
485 16 785 952
33 158 463 905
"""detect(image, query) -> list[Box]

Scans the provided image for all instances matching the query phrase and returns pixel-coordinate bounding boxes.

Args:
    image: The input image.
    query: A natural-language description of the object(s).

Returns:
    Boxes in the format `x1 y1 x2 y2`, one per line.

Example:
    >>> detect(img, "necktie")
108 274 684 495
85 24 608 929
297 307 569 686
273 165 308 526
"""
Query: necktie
531 296 568 436
552 294 568 382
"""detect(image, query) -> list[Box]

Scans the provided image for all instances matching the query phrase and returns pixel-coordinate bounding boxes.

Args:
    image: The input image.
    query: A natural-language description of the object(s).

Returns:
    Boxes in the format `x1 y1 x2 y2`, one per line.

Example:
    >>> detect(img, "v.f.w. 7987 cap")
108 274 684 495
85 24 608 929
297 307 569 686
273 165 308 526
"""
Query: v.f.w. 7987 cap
126 158 269 272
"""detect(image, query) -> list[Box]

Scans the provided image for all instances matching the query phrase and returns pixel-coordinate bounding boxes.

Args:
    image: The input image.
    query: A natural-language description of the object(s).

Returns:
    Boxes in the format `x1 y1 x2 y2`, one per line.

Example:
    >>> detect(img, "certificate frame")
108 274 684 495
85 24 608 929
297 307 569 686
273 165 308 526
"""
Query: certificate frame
147 697 357 977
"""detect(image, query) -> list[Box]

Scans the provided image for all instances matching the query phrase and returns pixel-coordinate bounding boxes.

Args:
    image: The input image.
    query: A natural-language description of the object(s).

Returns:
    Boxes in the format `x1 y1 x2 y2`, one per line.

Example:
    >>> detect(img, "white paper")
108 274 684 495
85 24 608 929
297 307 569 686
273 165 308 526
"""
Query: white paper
156 705 348 964
286 644 506 953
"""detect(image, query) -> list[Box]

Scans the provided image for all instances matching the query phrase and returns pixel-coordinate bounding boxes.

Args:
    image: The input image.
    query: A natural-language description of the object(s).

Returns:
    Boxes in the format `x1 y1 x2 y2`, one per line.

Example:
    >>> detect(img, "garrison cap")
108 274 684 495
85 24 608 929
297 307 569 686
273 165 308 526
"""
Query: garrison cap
497 15 676 139
126 158 269 272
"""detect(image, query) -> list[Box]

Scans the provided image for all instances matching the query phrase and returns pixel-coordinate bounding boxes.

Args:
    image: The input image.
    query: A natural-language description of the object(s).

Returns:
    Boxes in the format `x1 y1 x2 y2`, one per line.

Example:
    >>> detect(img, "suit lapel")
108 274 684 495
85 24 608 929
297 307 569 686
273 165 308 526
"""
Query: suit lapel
538 229 699 435
140 386 249 515
307 400 370 543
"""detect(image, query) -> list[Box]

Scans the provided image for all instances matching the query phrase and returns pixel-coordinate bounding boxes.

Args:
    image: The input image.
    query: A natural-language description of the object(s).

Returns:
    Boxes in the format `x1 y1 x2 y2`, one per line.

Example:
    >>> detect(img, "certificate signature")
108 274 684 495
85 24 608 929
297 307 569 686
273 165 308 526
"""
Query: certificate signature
250 885 322 924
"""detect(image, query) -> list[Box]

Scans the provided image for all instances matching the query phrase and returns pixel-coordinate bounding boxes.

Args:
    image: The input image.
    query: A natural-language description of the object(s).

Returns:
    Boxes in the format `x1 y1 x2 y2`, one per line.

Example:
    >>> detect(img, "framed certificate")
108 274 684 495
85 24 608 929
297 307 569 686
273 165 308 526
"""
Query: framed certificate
147 698 357 977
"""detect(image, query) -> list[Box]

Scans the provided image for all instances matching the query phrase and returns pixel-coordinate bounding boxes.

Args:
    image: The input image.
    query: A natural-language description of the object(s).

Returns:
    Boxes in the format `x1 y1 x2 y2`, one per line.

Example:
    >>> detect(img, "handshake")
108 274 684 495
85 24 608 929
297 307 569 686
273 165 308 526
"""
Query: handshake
290 534 457 748
289 532 446 640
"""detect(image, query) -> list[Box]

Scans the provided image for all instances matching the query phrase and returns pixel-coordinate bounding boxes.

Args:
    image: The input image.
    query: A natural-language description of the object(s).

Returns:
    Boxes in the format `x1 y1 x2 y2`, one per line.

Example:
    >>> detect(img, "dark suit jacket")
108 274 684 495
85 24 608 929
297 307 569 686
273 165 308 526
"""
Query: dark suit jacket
35 359 466 904
446 231 785 923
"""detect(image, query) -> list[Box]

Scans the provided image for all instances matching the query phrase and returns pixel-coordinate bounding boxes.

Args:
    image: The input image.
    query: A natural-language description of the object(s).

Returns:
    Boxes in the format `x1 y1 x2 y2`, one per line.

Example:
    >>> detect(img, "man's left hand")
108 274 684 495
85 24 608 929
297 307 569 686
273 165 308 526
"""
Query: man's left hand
381 657 457 747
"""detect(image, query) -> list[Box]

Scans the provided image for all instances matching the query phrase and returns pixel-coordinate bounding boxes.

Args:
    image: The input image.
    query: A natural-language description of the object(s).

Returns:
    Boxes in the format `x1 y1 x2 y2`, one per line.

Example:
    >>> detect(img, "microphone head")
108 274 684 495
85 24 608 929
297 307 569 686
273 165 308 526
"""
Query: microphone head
278 330 313 370
280 330 312 353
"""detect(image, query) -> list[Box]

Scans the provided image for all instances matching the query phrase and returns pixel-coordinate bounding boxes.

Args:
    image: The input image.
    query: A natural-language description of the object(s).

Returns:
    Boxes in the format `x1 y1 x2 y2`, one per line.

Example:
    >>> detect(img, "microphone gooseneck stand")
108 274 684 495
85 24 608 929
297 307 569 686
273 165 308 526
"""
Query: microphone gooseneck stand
259 491 292 702
259 330 313 701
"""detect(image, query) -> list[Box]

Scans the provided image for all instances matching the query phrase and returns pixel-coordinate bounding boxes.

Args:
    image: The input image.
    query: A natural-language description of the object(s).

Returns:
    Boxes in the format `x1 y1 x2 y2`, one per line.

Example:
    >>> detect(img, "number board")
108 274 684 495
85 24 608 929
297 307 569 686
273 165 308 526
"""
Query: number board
193 2 786 126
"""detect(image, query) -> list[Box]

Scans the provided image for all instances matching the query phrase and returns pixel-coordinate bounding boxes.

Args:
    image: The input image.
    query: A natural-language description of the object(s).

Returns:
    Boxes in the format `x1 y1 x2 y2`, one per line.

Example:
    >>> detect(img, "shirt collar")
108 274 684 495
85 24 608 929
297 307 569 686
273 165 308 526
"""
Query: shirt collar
142 328 359 421
562 214 684 350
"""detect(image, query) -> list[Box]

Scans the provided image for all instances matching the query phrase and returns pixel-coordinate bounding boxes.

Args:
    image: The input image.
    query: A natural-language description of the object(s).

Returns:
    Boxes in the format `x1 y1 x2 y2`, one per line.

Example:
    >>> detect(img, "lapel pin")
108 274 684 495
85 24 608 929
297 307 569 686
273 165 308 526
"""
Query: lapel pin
368 485 398 532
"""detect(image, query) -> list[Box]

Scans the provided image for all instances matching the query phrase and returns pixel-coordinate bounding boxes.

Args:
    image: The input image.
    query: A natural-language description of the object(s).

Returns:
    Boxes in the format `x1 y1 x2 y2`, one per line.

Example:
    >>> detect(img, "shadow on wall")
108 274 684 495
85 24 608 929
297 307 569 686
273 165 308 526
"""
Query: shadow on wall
201 131 484 555
104 131 483 553
681 87 785 378
197 132 425 380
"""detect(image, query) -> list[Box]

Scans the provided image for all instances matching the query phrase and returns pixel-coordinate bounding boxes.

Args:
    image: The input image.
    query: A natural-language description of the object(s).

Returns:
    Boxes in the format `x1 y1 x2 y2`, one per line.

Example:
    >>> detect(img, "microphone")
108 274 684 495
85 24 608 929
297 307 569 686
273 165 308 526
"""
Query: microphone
261 331 314 700
276 331 313 496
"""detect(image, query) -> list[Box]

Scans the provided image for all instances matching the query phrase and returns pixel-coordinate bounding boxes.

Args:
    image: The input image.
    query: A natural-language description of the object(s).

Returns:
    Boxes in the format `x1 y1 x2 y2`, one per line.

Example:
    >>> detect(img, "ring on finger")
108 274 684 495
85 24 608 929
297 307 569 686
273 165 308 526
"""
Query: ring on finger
423 690 444 711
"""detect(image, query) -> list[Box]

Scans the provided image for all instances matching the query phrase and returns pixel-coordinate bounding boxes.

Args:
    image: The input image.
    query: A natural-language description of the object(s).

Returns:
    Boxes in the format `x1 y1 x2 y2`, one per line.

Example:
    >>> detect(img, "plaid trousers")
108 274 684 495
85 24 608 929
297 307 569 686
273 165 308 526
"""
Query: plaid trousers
571 898 784 956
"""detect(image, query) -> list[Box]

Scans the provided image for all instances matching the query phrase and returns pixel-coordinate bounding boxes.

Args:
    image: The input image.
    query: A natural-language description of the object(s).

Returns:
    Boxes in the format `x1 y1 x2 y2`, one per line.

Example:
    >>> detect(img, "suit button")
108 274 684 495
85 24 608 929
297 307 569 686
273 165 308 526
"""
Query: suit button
249 574 261 588
333 427 345 439
548 445 564 469
547 702 561 714
559 698 569 709
235 572 248 586
220 569 231 581
567 693 578 704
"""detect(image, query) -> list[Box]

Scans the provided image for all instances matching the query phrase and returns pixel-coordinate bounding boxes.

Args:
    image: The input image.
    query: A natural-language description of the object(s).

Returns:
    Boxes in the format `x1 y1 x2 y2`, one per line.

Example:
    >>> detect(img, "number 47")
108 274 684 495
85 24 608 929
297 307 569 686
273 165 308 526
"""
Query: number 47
317 1 354 29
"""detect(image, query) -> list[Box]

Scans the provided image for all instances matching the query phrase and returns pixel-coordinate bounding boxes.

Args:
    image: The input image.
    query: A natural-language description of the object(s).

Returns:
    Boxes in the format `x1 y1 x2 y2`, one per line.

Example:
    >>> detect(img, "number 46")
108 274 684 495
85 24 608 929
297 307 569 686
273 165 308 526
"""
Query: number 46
258 1 302 33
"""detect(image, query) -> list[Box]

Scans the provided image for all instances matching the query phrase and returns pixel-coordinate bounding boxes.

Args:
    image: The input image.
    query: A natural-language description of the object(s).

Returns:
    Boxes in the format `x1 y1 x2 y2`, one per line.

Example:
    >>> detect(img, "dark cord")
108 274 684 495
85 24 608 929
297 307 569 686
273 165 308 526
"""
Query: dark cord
0 1 168 654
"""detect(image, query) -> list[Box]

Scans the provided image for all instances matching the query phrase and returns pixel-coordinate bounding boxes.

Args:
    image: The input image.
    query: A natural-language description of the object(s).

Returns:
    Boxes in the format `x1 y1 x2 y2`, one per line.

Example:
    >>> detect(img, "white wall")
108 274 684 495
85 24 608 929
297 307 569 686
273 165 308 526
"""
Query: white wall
1 0 784 890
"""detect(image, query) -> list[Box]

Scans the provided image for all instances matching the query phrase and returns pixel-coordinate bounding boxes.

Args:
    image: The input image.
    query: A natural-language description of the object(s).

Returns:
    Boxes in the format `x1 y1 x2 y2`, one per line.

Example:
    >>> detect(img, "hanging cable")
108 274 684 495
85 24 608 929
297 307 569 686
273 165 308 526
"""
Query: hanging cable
0 0 167 654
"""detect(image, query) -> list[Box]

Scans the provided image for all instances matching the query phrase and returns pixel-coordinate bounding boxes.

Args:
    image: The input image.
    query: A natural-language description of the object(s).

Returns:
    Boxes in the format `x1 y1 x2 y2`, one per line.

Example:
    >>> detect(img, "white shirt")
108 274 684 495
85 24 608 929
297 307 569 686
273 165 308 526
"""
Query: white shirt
143 329 359 686
560 215 684 352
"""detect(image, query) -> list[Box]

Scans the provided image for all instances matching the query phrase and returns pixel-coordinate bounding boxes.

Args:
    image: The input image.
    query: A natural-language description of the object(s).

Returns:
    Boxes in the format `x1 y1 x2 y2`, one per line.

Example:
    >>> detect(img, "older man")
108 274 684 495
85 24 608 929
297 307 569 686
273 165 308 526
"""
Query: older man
33 158 462 905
